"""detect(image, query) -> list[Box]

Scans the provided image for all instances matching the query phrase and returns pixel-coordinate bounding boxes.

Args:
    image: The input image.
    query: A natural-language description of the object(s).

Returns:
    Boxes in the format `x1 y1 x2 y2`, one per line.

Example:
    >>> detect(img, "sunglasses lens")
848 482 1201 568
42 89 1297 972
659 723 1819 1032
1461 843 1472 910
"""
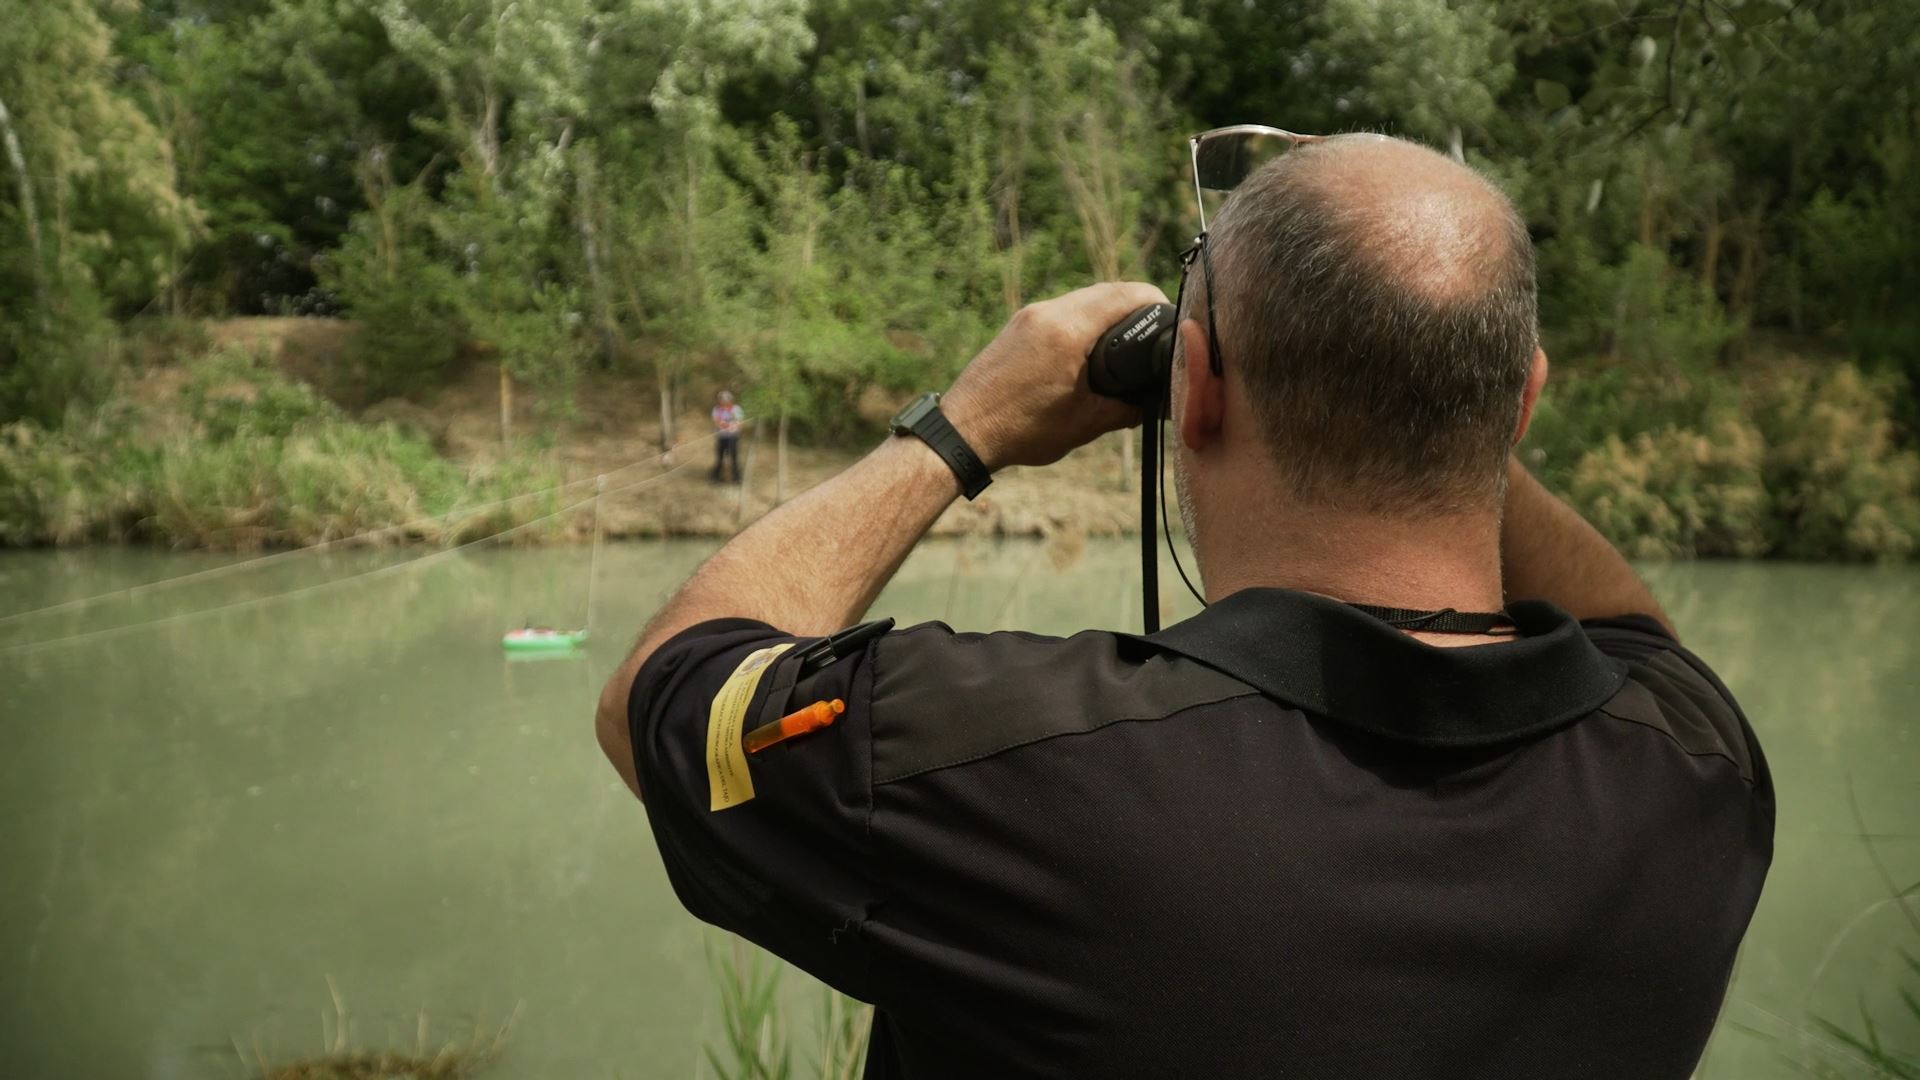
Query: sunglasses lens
1193 130 1298 226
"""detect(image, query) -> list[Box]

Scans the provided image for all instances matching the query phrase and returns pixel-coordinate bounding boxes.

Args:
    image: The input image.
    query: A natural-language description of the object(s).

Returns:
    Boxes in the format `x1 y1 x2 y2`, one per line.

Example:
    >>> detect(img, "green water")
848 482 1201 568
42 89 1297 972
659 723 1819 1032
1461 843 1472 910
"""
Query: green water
1 542 1915 1078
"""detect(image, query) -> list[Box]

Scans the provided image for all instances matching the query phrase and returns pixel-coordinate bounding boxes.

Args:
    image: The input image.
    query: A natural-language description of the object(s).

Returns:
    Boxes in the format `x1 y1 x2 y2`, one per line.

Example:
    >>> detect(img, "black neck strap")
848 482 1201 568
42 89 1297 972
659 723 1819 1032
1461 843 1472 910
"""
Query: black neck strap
1346 603 1514 635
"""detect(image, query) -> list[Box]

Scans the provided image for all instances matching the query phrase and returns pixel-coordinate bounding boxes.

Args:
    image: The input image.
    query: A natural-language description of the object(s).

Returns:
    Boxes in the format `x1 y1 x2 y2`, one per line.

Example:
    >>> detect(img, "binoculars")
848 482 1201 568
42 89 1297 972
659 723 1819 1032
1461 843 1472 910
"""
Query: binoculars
1087 303 1179 405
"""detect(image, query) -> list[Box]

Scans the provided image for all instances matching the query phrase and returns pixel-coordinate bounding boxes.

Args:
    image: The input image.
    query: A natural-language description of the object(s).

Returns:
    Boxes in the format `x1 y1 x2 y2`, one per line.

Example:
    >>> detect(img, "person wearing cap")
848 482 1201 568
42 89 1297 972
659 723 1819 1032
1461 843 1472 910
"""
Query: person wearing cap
596 134 1771 1079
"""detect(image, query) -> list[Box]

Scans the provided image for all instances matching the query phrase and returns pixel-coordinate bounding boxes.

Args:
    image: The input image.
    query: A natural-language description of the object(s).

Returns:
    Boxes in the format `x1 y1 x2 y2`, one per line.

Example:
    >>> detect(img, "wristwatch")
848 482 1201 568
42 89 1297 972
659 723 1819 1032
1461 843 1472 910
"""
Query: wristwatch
889 392 992 500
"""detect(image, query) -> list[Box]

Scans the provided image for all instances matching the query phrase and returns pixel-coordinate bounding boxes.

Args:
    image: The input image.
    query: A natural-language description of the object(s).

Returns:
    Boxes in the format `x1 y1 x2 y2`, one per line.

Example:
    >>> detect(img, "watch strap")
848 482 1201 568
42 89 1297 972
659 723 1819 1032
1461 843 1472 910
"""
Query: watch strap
905 403 992 500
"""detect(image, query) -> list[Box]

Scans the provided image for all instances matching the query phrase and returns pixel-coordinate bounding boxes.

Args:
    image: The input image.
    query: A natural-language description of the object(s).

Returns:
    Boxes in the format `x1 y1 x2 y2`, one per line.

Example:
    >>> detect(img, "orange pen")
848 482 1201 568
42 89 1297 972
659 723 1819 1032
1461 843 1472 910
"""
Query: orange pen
744 698 845 753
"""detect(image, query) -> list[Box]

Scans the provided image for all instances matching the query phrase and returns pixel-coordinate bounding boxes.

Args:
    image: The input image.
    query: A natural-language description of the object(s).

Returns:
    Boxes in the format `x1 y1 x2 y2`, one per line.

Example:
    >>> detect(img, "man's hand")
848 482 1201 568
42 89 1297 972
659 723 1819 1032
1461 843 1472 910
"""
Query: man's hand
942 281 1168 472
1502 456 1676 637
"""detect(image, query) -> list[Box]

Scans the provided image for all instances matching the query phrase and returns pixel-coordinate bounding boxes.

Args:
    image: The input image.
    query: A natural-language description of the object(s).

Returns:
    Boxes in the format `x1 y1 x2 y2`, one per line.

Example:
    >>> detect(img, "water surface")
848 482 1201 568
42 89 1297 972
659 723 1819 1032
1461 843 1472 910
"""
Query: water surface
1 542 1914 1077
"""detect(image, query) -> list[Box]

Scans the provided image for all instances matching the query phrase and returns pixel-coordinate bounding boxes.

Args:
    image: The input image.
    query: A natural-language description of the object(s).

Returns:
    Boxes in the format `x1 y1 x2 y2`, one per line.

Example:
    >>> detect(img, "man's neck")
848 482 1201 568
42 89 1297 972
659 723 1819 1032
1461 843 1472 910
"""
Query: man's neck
1195 498 1505 616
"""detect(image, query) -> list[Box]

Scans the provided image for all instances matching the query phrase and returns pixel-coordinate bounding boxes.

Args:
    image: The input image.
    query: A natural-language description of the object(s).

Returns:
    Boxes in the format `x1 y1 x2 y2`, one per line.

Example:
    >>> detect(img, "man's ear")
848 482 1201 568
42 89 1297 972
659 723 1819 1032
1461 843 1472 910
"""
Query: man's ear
1513 347 1549 446
1176 317 1225 453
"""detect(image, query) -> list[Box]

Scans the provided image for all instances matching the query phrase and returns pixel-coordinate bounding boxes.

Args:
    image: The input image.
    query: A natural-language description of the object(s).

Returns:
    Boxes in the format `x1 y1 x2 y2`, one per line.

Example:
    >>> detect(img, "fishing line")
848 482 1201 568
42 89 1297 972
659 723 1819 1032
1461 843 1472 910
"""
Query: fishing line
3 427 744 657
0 431 728 626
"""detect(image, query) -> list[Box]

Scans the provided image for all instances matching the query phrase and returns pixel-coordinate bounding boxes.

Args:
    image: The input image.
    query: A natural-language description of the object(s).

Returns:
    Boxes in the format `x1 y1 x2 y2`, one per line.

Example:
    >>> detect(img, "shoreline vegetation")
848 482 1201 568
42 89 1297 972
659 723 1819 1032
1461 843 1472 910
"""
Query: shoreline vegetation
2 318 1917 560
4 2 1917 562
235 982 516 1080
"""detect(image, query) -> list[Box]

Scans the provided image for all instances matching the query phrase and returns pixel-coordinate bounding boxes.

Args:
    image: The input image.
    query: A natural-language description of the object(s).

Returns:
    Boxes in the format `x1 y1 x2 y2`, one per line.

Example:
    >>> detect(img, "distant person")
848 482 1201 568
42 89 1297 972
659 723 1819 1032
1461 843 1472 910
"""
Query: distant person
710 390 743 484
598 133 1771 1079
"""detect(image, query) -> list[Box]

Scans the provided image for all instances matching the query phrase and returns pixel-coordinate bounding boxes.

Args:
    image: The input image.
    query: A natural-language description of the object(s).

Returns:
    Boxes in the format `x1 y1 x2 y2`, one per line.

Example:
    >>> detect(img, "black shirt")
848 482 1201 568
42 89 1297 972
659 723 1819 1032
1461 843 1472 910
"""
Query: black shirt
627 588 1773 1079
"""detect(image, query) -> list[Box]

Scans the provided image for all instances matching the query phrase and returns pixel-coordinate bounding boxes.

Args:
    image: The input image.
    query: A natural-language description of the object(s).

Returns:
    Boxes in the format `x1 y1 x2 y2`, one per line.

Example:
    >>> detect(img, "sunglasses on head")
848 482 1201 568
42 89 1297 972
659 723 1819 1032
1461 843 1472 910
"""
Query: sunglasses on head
1178 125 1327 378
1085 125 1326 634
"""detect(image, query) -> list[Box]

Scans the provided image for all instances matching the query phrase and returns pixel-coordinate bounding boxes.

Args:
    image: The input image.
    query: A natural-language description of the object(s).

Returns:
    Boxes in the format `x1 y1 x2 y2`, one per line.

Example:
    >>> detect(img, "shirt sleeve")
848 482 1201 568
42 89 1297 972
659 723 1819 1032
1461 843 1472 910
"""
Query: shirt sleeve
627 617 881 1000
1580 613 1774 804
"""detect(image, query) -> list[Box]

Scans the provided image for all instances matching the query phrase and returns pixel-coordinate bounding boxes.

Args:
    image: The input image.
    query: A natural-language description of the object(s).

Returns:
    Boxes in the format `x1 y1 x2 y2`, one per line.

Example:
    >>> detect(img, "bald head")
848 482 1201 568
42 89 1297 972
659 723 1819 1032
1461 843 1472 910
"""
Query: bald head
1200 134 1537 514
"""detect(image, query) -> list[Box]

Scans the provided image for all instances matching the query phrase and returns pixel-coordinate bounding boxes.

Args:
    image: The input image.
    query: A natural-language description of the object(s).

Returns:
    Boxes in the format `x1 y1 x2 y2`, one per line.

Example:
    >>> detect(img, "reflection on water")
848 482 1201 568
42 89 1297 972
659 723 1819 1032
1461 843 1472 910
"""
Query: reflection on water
0 543 1914 1077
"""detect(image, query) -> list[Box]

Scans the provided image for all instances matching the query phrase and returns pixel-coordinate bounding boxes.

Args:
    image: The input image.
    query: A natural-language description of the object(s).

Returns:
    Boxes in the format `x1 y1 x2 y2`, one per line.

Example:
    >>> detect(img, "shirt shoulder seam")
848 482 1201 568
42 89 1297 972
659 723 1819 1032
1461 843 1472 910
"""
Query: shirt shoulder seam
1595 702 1756 787
874 688 1263 786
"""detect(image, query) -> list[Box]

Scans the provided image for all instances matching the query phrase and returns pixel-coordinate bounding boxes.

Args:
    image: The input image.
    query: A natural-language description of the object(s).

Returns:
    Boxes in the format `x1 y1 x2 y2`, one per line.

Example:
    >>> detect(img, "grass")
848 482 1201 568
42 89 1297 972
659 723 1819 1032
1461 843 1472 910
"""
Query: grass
1732 776 1920 1077
704 937 870 1080
233 980 517 1080
0 347 564 549
1802 955 1920 1078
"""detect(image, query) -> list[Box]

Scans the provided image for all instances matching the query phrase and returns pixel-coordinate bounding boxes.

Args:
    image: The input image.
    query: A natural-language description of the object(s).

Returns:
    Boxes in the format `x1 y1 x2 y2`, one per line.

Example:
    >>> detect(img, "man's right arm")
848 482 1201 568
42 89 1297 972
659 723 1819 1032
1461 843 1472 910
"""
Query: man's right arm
1501 456 1676 638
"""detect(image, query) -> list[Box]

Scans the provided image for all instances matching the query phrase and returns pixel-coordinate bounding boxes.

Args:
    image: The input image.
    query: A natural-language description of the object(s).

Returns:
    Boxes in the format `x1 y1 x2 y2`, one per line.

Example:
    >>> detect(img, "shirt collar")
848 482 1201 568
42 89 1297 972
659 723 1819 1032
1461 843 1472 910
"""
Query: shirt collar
1121 587 1626 747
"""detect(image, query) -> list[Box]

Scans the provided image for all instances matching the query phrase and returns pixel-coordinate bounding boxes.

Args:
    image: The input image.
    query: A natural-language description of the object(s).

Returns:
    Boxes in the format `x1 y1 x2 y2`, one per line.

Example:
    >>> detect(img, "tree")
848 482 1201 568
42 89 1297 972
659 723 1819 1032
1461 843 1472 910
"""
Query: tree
566 0 813 449
986 5 1184 485
0 0 200 423
732 118 841 502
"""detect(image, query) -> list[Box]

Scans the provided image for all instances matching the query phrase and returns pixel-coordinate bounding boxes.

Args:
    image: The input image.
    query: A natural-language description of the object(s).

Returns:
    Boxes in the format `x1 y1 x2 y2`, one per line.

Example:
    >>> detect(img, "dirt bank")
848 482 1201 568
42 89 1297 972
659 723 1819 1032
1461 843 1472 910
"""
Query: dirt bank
202 317 1146 542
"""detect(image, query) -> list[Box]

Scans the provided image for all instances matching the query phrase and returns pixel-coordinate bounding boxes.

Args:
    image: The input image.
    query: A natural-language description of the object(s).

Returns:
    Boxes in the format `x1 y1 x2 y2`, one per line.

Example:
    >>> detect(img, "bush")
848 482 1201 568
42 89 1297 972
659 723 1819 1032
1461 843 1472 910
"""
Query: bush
122 316 215 368
183 347 341 440
1750 364 1920 560
1567 420 1771 558
0 277 120 427
1540 360 1920 560
0 382 560 550
1542 243 1743 372
1524 366 1735 492
318 185 463 402
140 422 557 548
1606 244 1744 371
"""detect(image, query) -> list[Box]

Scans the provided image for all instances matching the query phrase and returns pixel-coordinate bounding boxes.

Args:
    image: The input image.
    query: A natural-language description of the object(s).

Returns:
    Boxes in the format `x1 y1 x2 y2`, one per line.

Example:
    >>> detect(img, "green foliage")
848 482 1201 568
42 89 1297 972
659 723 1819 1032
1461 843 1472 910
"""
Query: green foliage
703 937 869 1080
1533 362 1920 560
1799 110 1920 421
319 181 463 399
812 984 873 1080
1314 0 1513 143
122 315 214 367
2 0 1920 557
436 173 589 405
0 352 559 549
1524 366 1735 491
705 937 792 1080
1750 365 1920 560
0 263 120 426
0 0 199 423
1583 244 1743 370
183 346 340 440
1566 419 1771 559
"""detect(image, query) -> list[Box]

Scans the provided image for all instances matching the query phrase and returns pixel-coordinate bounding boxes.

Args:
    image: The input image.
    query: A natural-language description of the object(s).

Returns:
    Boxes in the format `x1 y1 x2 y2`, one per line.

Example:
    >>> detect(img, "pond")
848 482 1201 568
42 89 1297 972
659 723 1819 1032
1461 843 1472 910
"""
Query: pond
1 541 1915 1078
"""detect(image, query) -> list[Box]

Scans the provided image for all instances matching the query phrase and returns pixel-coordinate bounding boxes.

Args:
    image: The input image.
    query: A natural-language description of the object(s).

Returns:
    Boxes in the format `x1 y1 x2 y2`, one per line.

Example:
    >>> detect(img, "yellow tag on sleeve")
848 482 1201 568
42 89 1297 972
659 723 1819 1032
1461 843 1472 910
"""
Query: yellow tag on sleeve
705 643 792 811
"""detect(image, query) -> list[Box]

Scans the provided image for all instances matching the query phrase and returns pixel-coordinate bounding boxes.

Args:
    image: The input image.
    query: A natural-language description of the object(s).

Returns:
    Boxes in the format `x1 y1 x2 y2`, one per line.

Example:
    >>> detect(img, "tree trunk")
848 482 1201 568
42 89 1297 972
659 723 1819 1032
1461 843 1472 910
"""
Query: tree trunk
498 362 513 444
1637 159 1656 249
656 365 675 455
999 180 1024 311
0 90 48 320
1729 196 1766 328
996 95 1030 312
477 83 502 187
776 407 790 506
1700 199 1722 296
574 156 621 366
